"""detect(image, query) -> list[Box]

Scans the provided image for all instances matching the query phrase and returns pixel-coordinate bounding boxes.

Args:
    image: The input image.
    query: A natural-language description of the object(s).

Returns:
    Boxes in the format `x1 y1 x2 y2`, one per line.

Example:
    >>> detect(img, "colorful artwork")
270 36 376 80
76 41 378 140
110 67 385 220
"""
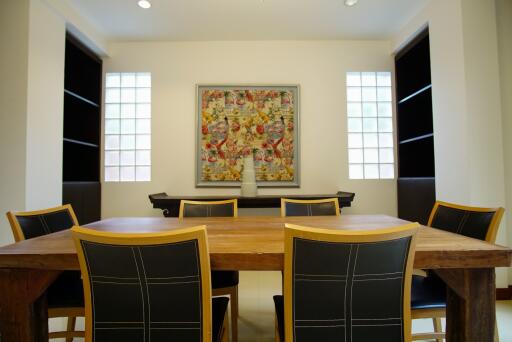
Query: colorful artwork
196 85 299 187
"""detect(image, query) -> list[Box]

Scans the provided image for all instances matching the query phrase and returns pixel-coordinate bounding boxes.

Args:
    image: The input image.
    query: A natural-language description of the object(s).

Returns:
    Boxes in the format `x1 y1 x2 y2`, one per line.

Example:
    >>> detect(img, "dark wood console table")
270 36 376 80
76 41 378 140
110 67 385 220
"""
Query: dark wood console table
149 191 355 217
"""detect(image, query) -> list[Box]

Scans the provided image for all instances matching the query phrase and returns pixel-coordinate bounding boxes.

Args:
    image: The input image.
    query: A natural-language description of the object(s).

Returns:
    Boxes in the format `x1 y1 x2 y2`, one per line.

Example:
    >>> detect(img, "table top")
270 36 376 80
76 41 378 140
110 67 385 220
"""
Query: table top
0 215 510 271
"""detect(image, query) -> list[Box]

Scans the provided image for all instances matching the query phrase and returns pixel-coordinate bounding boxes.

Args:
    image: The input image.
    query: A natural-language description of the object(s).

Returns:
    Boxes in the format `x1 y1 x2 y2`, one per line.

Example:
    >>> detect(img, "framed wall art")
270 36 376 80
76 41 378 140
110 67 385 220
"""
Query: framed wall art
196 84 300 187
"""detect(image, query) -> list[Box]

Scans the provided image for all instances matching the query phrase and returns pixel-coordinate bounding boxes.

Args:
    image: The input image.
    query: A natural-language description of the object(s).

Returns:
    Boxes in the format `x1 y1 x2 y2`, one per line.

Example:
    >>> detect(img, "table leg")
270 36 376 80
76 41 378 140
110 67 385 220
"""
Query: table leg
436 268 495 342
0 268 60 342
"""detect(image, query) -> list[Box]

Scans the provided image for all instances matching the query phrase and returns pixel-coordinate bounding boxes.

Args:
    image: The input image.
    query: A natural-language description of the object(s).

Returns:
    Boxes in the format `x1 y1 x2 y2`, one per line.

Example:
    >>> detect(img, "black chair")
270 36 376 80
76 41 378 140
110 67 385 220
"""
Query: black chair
280 198 340 217
179 199 239 342
6 204 84 341
273 222 419 342
411 201 504 342
72 224 229 342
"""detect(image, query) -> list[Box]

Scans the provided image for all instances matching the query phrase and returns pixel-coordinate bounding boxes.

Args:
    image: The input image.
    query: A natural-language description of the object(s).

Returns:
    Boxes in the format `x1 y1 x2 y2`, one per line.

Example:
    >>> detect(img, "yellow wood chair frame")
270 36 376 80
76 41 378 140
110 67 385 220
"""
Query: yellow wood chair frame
72 224 228 342
278 222 419 342
427 201 504 244
179 199 238 341
280 198 340 217
6 204 83 342
179 199 239 219
6 204 79 242
412 200 505 342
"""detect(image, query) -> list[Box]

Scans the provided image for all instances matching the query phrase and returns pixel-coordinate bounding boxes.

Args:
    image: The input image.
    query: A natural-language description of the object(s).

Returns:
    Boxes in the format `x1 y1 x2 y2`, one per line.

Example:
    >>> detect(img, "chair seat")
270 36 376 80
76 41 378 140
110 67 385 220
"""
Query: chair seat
47 271 84 309
212 296 230 342
273 295 285 342
212 270 239 289
411 274 446 310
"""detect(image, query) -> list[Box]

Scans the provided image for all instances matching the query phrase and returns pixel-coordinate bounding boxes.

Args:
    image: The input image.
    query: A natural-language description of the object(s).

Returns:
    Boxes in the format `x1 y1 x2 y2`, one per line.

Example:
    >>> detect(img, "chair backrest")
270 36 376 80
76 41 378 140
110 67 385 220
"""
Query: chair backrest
179 199 238 218
281 198 340 217
428 201 505 243
72 225 212 342
6 204 78 241
283 223 419 342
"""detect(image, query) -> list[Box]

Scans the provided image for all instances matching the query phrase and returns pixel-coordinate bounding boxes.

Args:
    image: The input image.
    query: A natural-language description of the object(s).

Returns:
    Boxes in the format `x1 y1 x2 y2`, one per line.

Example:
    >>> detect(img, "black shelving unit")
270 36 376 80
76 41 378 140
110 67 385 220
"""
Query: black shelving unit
62 34 102 224
395 29 436 224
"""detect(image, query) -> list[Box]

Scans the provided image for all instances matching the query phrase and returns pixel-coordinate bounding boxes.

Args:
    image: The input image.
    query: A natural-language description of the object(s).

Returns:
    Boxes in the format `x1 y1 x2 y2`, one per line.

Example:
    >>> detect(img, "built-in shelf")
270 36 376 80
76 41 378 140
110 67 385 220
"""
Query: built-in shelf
63 138 99 148
399 133 434 145
63 33 102 224
398 84 432 104
395 28 435 225
64 89 99 107
398 135 435 178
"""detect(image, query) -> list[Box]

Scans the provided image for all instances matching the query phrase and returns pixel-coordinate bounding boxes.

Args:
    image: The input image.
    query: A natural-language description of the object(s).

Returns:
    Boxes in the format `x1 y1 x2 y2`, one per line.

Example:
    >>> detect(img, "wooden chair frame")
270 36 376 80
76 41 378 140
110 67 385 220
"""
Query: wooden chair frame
280 198 340 217
6 204 83 342
72 225 227 342
413 200 505 342
6 204 79 242
280 222 419 342
179 199 239 341
179 199 239 219
428 201 505 243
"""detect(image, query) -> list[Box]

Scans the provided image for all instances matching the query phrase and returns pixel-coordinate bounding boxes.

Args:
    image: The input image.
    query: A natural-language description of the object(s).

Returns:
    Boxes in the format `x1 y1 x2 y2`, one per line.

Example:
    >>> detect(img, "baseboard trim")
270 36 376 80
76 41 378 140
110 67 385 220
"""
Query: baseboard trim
496 286 512 300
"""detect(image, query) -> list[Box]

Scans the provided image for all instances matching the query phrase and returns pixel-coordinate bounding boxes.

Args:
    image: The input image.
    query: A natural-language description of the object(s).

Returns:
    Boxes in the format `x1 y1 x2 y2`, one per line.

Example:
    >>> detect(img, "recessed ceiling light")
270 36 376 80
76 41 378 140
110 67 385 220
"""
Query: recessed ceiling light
138 0 151 9
345 0 358 6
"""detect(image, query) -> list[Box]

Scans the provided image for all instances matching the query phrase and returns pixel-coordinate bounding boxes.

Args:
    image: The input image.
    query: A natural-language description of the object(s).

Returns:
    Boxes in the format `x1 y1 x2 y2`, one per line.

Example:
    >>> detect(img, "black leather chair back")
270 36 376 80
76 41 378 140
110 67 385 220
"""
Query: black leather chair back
15 208 75 240
79 238 204 341
284 201 338 216
430 205 495 241
291 236 413 341
181 202 235 218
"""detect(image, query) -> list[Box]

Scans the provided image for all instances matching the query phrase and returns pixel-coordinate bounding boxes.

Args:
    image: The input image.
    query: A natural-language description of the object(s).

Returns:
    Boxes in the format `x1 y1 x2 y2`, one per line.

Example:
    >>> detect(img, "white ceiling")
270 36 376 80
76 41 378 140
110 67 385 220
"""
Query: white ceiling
69 0 427 41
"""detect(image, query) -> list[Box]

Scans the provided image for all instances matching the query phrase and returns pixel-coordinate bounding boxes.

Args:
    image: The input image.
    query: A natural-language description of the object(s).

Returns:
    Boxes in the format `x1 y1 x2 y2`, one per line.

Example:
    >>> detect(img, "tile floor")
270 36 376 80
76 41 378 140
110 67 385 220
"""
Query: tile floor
237 271 512 342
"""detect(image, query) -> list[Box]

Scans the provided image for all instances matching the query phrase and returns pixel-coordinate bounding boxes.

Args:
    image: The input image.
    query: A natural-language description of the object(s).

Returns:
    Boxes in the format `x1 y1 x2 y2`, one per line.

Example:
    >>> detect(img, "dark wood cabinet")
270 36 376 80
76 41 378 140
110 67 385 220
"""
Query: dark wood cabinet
62 34 102 224
149 192 356 217
395 29 436 224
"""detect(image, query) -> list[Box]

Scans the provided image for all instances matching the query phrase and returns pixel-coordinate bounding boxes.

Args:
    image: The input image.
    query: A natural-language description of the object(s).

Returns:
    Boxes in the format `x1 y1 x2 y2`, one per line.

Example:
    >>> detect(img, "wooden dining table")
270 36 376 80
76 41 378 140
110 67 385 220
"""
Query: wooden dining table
0 215 510 342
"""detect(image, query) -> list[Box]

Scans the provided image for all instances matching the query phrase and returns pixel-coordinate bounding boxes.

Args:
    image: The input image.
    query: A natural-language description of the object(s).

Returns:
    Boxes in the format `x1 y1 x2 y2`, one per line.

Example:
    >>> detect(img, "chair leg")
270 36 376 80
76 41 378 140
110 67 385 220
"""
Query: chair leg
275 313 281 342
222 313 229 342
66 316 76 342
433 318 443 342
494 317 499 342
230 286 238 342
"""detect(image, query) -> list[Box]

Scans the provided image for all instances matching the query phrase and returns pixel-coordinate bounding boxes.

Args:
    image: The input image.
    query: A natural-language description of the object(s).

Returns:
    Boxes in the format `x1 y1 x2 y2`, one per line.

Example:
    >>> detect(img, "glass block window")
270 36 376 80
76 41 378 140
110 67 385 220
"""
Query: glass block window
104 72 151 182
346 72 394 179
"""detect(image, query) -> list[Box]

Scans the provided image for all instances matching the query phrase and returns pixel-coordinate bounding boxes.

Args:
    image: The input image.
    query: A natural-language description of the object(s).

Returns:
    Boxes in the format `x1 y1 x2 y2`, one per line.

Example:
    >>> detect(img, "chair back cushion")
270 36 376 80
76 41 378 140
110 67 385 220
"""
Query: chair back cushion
182 202 235 218
291 235 413 341
16 208 75 239
430 205 495 241
284 201 338 216
79 238 204 341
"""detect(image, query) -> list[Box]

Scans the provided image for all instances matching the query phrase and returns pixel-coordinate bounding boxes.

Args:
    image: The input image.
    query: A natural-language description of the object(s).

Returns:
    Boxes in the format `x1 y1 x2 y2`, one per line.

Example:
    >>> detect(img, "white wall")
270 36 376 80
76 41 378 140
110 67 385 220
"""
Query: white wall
43 0 109 56
1 0 66 243
0 0 107 247
460 0 506 208
392 0 509 287
25 0 66 211
102 40 397 219
496 0 512 284
0 0 30 246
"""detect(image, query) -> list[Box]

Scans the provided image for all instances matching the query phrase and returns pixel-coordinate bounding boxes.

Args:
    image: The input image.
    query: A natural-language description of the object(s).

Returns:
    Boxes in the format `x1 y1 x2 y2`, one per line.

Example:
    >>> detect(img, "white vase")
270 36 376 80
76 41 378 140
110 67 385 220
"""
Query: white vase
241 155 257 197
